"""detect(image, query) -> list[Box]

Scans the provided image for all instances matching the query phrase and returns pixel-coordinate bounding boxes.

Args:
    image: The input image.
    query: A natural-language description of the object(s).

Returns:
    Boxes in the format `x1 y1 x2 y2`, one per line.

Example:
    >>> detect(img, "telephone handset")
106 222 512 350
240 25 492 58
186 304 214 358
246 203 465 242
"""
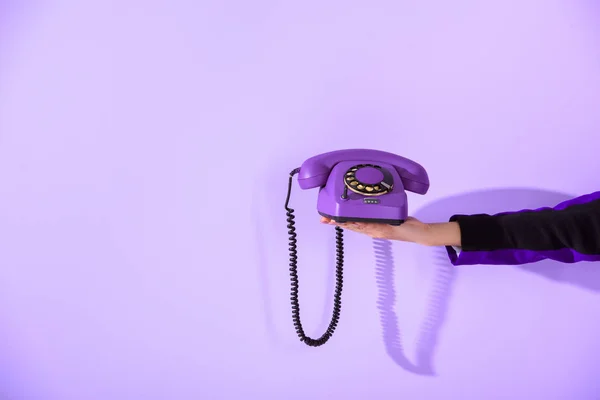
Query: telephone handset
285 149 429 346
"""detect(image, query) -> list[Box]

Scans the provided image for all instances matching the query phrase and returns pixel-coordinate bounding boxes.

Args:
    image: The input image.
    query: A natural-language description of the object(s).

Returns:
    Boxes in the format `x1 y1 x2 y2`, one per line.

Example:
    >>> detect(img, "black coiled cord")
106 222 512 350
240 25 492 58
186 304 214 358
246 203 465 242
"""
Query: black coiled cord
285 168 344 347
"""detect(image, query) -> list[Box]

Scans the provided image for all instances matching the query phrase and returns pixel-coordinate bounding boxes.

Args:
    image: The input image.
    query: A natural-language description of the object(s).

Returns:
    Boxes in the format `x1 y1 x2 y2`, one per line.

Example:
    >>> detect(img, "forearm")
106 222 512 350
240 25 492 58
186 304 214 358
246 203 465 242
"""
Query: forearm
421 222 462 247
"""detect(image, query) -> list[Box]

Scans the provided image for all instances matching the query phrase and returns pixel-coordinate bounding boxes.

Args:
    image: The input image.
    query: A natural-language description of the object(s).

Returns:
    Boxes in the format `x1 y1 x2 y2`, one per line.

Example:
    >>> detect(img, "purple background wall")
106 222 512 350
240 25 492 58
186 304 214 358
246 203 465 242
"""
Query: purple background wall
1 1 599 399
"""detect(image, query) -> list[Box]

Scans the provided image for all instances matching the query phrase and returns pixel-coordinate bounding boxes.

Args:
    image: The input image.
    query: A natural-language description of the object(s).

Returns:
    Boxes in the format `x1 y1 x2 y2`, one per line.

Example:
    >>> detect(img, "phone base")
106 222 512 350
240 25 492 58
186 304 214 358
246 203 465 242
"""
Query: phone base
319 212 404 226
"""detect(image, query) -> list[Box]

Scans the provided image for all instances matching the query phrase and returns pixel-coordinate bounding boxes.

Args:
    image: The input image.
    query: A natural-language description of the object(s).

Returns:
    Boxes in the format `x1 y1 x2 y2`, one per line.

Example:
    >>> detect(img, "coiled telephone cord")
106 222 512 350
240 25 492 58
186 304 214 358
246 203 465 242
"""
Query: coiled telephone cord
284 168 344 347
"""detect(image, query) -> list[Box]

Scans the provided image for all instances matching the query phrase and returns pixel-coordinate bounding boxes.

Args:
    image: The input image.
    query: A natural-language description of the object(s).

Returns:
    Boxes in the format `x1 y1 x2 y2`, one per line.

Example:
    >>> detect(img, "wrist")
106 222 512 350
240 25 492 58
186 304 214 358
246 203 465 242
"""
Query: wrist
422 222 461 247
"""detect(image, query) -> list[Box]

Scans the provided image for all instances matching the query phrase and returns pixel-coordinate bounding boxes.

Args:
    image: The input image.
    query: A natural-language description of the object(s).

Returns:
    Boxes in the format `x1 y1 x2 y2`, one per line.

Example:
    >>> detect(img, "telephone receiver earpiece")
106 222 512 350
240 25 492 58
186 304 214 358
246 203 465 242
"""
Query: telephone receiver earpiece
284 149 429 346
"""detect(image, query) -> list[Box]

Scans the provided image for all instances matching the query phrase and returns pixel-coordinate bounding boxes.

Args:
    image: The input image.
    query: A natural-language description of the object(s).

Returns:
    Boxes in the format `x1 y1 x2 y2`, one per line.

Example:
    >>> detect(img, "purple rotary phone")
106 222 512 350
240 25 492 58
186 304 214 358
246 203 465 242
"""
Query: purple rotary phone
284 149 429 347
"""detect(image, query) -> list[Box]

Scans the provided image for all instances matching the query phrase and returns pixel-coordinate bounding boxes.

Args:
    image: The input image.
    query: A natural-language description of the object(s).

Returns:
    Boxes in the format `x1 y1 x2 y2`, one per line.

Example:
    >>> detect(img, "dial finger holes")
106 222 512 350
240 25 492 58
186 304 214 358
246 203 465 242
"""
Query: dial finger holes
343 164 392 196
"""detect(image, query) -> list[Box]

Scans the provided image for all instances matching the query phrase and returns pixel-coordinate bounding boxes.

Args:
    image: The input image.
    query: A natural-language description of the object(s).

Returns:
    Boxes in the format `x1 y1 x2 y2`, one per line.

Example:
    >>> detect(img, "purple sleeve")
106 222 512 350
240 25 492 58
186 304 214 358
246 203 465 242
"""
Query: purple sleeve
446 191 600 266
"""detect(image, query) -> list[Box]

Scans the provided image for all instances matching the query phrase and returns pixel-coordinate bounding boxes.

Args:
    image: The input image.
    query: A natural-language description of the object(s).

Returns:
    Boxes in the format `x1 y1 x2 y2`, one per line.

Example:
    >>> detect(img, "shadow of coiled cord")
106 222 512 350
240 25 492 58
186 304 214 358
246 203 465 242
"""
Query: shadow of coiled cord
374 239 456 375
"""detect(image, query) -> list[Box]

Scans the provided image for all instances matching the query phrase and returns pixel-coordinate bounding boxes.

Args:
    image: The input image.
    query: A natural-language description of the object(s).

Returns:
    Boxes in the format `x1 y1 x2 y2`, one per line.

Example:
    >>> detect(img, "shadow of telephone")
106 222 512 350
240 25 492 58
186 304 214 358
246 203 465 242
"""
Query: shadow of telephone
285 149 430 346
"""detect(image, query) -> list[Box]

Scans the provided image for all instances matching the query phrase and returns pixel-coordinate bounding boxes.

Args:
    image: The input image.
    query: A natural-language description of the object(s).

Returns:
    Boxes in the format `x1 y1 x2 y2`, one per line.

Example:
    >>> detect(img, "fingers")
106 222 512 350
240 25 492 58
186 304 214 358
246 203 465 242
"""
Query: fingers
321 216 418 224
318 215 412 241
320 217 367 232
320 216 344 226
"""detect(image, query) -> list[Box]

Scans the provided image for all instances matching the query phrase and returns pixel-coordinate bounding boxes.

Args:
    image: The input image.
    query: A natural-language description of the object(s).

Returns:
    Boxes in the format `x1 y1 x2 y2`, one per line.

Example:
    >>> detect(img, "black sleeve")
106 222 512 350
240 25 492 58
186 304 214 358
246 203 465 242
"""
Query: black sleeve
450 198 600 255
